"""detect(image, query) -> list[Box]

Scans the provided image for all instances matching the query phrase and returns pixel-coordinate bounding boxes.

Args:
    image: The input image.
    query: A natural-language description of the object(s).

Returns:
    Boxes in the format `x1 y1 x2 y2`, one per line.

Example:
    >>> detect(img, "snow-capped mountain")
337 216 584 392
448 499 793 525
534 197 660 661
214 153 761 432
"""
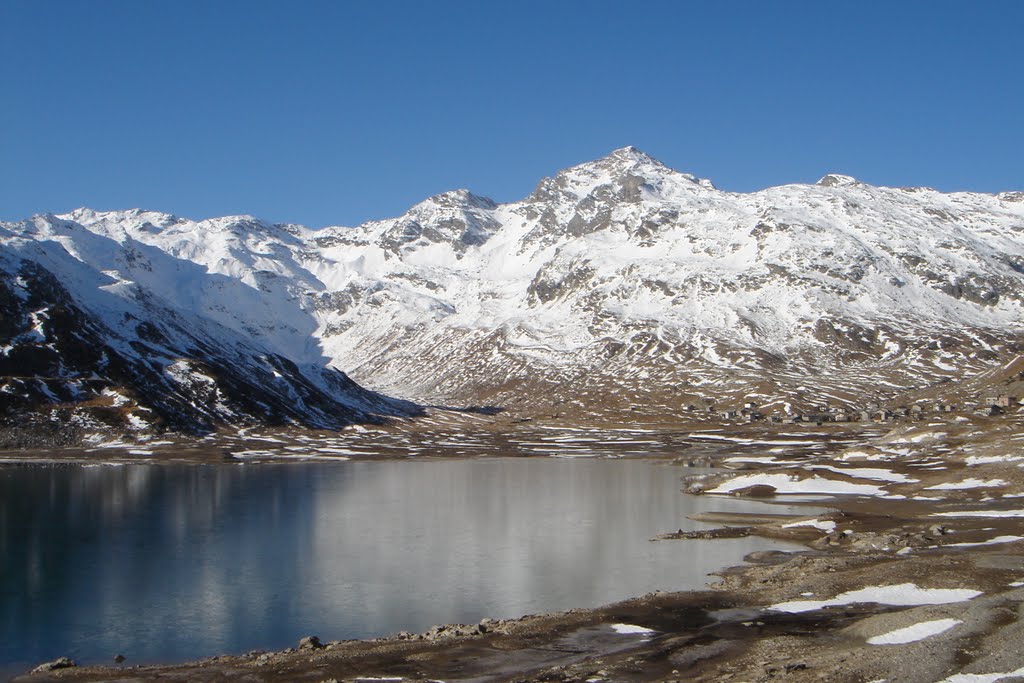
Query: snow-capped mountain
0 214 419 446
3 147 1023 440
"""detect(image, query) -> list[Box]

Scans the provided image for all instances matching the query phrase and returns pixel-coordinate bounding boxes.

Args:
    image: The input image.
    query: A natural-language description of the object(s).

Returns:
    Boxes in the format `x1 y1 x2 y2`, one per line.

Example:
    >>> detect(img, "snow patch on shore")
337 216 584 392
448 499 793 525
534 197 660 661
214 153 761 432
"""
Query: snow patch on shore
933 510 1024 518
925 479 1008 490
949 535 1024 548
708 473 884 496
723 456 802 465
610 623 656 635
782 518 837 533
809 465 917 483
965 455 1024 466
867 618 962 645
770 583 981 613
938 665 1024 682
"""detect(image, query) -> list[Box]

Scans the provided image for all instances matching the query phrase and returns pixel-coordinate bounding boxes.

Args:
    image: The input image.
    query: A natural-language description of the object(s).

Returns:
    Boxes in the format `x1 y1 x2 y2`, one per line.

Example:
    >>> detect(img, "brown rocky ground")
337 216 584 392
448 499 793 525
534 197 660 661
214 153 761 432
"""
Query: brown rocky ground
11 408 1024 683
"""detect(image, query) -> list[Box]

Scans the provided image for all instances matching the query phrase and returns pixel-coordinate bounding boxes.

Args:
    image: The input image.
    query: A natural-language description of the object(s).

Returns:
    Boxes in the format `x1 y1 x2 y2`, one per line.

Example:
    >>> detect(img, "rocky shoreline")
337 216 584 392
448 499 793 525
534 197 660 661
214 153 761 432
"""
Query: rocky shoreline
12 412 1024 682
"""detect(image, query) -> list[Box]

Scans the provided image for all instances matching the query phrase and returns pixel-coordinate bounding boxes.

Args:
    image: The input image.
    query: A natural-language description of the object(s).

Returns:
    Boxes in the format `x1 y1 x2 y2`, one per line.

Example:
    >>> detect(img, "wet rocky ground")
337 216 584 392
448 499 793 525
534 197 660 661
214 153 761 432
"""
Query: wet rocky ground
11 410 1024 682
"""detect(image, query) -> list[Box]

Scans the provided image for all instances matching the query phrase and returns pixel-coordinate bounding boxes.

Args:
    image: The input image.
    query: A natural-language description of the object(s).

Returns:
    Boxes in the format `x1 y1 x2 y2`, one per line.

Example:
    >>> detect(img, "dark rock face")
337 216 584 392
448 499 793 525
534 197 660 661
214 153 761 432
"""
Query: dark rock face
376 190 500 255
527 253 597 305
812 319 885 356
0 255 420 445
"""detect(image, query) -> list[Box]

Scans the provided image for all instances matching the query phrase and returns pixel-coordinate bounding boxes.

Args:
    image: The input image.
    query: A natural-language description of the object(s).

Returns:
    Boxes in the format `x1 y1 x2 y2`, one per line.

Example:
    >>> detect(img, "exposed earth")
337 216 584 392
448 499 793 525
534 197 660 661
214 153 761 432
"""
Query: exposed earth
11 404 1024 683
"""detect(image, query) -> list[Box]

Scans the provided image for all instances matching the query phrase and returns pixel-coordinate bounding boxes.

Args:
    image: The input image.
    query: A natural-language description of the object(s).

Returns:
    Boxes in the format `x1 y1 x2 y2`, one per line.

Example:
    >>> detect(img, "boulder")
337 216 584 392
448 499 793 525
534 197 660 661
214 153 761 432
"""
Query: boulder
298 635 323 650
31 657 76 673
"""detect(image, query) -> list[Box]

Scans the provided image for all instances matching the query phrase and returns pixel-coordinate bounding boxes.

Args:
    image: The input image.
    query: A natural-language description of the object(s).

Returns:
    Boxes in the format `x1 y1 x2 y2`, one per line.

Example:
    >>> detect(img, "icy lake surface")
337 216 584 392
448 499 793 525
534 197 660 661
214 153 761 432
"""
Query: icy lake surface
1 458 805 670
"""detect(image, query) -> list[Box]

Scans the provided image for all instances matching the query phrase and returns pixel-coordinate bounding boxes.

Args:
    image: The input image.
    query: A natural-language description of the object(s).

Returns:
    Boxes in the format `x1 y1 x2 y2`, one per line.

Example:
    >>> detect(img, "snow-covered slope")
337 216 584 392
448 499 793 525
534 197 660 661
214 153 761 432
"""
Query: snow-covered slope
3 147 1023 437
0 213 418 445
304 147 1024 415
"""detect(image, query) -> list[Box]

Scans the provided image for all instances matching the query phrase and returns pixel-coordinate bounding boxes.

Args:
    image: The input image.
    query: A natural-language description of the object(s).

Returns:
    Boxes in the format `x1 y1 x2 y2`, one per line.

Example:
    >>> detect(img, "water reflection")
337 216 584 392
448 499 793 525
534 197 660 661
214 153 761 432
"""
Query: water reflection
1 459 794 670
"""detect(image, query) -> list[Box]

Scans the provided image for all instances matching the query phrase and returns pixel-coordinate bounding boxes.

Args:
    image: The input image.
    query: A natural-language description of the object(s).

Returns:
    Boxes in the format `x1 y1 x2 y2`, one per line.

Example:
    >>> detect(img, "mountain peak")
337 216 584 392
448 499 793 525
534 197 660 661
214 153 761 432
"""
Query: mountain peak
605 145 664 166
415 189 497 211
529 148 714 203
816 173 861 188
60 207 183 229
577 147 715 190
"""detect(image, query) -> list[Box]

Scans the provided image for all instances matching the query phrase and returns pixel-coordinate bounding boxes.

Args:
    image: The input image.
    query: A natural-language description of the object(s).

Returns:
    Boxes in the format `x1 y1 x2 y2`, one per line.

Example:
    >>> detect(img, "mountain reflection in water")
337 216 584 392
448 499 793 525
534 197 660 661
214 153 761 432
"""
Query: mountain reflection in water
1 458 799 669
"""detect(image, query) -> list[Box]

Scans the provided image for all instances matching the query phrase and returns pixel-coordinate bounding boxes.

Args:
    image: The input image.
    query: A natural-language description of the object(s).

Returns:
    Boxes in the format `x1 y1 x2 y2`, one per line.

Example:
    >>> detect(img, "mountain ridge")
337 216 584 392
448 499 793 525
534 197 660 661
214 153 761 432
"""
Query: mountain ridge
3 148 1024 442
48 147 1023 232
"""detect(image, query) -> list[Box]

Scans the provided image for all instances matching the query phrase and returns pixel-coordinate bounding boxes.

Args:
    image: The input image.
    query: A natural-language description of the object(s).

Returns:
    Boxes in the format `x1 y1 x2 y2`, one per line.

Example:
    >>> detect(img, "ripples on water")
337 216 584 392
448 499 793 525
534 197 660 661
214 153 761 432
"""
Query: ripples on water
1 458 800 670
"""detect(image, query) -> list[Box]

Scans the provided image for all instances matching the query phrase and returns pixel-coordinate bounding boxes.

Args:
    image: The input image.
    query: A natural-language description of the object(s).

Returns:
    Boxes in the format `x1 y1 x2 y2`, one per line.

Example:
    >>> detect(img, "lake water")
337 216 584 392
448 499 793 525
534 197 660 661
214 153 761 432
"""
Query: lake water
1 458 802 672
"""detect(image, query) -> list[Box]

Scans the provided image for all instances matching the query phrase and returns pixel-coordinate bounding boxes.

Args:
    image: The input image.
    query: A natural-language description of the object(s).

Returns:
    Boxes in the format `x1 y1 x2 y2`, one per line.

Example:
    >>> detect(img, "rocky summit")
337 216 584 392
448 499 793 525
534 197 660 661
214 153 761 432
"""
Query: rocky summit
2 148 1023 443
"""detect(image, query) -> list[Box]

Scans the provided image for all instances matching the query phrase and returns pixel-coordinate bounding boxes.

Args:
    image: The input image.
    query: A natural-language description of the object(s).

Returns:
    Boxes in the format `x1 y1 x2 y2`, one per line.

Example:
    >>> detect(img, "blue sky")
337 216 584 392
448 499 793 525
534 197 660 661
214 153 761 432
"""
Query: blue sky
1 1 1021 227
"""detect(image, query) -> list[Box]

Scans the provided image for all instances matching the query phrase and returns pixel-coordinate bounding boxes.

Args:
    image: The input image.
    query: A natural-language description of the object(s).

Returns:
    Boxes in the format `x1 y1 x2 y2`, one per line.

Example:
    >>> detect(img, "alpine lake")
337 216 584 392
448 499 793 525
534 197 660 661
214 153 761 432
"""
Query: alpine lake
1 455 812 675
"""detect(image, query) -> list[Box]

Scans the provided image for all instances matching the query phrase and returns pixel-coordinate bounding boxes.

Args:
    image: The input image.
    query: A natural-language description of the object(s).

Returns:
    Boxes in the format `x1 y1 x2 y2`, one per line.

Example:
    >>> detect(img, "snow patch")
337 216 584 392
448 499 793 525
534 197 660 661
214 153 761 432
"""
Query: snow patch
770 583 981 613
965 455 1024 466
609 623 656 635
925 479 1008 490
708 473 884 496
782 518 837 533
868 618 962 647
938 665 1024 682
948 536 1024 548
809 464 917 483
866 618 962 645
933 510 1024 519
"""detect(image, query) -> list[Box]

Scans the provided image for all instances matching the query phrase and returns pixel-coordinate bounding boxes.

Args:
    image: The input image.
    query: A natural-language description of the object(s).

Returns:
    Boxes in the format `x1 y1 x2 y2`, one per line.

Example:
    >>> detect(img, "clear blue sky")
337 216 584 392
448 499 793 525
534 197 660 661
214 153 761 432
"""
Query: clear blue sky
2 1 1021 227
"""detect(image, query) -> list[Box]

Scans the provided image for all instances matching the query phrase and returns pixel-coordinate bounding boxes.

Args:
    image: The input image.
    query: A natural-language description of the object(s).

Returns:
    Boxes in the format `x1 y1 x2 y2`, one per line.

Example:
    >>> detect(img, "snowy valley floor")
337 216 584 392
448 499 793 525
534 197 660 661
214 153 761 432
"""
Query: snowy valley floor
11 410 1024 683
